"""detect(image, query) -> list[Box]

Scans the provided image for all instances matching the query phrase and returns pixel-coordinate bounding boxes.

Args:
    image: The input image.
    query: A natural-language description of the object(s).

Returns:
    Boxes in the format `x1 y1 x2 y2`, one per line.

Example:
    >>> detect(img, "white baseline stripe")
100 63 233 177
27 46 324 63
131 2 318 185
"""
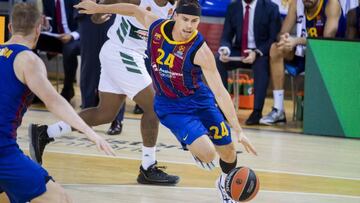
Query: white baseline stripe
62 184 360 199
44 149 360 181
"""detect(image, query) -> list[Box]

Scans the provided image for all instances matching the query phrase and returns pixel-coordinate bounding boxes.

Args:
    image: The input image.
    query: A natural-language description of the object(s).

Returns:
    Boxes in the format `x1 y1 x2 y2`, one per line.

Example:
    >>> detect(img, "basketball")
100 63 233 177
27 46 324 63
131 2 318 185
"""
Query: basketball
225 167 260 202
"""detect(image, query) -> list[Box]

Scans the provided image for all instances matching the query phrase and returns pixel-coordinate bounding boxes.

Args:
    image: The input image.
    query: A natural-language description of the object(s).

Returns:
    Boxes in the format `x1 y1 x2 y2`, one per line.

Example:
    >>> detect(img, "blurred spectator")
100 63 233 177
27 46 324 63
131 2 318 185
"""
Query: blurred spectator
217 0 281 125
346 1 360 39
260 0 343 125
36 0 80 102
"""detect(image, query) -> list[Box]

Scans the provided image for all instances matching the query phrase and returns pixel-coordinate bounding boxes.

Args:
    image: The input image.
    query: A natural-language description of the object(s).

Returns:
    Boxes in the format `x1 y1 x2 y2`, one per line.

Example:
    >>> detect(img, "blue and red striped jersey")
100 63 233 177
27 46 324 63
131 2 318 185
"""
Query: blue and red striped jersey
0 44 34 148
306 0 345 38
147 19 205 99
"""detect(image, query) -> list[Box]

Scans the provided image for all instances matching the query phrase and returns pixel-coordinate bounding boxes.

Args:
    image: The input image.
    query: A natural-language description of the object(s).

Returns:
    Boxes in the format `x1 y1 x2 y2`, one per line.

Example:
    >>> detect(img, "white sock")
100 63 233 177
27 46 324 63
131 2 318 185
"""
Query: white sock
220 172 227 187
273 90 284 111
47 121 72 138
142 146 156 170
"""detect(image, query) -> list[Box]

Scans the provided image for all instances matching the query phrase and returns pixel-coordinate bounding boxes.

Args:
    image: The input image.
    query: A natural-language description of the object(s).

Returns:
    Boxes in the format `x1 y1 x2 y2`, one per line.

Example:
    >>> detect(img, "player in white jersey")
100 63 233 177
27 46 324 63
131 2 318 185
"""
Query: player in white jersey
29 0 180 185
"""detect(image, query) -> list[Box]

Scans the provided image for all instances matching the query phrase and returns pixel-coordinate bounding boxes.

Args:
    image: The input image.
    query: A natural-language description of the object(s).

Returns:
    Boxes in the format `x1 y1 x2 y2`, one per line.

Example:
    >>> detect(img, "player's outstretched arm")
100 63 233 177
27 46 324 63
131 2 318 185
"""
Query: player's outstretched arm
99 0 140 4
13 51 116 156
194 43 257 155
75 0 158 29
91 0 140 24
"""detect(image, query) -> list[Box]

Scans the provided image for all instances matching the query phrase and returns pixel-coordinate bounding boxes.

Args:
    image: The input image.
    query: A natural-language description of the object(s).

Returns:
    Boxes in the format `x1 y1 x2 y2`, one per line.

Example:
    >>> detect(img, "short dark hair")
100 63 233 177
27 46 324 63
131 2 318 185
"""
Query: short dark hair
10 3 41 36
176 0 201 16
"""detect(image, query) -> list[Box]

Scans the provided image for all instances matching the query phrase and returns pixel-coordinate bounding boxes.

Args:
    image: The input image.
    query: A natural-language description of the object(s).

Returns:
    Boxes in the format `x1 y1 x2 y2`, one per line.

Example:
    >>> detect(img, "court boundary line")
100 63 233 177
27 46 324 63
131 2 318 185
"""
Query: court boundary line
62 184 360 199
43 149 360 181
27 109 301 134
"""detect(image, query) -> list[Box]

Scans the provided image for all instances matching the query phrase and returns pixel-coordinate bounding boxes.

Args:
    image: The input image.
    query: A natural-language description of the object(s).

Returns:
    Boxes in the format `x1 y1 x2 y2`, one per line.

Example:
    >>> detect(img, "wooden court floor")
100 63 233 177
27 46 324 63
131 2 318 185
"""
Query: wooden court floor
1 92 360 203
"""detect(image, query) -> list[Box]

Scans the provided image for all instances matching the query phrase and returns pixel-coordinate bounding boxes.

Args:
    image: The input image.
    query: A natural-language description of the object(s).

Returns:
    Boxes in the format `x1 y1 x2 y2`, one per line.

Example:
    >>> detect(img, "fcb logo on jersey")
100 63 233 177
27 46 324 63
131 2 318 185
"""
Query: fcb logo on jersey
178 45 185 52
155 33 162 40
153 33 162 44
174 45 185 59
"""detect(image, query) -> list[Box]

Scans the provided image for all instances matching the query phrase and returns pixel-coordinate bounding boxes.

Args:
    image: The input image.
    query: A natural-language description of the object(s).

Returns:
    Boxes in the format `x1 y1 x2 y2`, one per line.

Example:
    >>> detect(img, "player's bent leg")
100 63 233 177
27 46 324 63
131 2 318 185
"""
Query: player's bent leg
187 135 217 170
0 147 67 203
215 145 237 203
215 142 237 164
187 135 216 163
261 46 294 125
133 85 179 185
132 85 159 147
29 124 54 165
79 92 126 126
32 180 72 203
270 43 287 90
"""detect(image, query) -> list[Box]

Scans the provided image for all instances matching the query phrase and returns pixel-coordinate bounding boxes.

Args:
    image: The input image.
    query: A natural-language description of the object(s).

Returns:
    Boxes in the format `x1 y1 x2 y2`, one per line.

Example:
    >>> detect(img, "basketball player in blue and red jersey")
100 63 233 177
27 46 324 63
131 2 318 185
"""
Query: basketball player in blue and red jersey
75 0 257 202
0 3 115 203
260 0 344 125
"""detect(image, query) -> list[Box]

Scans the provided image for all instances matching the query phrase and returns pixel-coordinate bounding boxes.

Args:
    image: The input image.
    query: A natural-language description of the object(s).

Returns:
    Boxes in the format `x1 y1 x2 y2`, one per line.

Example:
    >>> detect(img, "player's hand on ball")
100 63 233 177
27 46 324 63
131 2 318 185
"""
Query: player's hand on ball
74 0 100 14
236 130 257 156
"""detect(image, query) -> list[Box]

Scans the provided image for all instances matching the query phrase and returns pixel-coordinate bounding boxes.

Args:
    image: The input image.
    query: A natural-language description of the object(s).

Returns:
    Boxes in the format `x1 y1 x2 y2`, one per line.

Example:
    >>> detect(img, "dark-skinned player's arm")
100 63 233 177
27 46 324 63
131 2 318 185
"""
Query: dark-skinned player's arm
194 43 257 156
91 0 140 24
75 0 158 29
323 0 342 37
345 8 358 39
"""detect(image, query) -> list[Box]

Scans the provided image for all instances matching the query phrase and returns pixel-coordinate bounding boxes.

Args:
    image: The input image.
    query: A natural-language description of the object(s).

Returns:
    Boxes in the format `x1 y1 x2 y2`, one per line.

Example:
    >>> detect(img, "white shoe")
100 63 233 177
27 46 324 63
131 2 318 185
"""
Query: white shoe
259 107 287 125
215 175 237 203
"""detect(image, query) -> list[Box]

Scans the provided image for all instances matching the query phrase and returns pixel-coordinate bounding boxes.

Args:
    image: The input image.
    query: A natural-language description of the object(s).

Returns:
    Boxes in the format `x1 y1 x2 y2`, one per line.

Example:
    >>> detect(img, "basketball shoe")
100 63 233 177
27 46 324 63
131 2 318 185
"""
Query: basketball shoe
137 161 180 185
106 120 123 135
28 124 54 165
259 107 286 125
216 174 237 203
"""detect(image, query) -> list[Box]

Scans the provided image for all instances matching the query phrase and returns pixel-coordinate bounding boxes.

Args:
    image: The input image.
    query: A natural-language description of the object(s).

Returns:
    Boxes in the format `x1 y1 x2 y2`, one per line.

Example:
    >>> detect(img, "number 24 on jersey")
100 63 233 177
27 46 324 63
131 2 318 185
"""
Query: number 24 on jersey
156 48 175 68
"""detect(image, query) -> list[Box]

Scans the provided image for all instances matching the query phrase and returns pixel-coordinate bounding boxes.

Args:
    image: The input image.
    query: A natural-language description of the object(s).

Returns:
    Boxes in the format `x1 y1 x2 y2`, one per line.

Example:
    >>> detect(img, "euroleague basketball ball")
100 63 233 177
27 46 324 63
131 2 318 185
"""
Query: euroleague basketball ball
225 167 260 202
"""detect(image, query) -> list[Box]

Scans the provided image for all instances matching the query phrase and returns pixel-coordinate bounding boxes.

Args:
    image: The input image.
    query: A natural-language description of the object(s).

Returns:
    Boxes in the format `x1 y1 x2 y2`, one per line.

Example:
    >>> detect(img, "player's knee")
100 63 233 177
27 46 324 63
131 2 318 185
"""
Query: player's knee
219 144 236 163
142 109 159 123
192 153 216 171
139 103 154 114
270 43 282 59
197 149 216 164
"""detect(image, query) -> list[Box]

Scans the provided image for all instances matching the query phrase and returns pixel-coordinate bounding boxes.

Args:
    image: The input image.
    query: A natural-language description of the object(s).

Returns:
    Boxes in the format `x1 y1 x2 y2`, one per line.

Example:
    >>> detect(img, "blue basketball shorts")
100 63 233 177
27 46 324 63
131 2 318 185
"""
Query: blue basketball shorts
154 88 232 148
285 56 305 76
0 145 51 203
